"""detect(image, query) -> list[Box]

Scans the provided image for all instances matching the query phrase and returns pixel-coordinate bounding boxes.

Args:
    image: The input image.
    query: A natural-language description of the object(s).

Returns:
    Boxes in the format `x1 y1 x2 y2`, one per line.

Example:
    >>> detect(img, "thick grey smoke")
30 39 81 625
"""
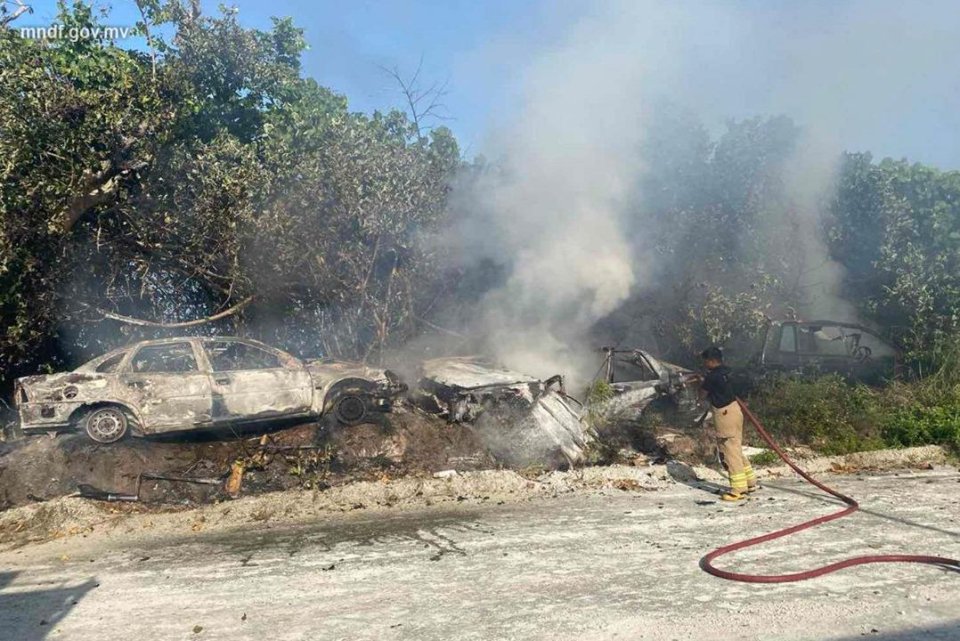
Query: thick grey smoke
449 0 959 380
449 6 663 382
778 135 858 322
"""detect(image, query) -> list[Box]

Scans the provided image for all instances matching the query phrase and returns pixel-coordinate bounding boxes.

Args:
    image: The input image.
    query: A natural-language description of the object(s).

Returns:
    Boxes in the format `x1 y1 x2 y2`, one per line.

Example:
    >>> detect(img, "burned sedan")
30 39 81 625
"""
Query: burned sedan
13 337 405 443
591 347 703 424
414 357 591 467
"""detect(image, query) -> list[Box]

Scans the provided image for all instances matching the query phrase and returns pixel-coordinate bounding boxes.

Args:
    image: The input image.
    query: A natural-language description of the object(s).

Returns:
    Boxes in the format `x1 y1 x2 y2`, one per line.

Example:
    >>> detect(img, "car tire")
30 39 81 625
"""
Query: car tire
333 394 367 426
83 406 129 444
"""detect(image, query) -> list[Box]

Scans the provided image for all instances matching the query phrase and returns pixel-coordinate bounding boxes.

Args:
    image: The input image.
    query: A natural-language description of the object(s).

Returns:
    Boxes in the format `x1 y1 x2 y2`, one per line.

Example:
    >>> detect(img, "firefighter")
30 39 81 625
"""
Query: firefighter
698 346 758 501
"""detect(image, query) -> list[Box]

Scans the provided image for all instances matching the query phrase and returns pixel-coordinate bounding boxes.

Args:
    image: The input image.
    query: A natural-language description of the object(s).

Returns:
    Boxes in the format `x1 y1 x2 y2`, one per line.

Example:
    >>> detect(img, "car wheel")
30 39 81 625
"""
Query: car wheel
333 394 367 426
83 406 129 444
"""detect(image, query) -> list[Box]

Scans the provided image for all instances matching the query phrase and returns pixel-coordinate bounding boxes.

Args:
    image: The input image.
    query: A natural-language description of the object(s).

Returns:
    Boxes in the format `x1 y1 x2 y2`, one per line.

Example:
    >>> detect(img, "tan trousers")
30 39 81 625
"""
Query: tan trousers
713 400 756 494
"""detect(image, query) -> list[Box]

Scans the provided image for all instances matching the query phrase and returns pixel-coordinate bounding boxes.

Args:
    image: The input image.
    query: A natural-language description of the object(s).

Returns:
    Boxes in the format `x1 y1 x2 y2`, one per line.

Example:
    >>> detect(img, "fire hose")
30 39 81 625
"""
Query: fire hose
699 398 960 583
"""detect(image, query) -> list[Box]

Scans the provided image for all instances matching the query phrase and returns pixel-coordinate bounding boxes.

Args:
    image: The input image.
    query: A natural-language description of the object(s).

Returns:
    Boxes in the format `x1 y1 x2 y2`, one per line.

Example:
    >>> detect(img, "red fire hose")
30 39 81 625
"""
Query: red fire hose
699 398 960 583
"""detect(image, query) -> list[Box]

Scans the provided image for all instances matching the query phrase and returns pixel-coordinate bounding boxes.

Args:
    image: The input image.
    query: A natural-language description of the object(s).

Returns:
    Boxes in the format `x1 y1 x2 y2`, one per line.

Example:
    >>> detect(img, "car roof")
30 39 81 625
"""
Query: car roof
77 336 284 371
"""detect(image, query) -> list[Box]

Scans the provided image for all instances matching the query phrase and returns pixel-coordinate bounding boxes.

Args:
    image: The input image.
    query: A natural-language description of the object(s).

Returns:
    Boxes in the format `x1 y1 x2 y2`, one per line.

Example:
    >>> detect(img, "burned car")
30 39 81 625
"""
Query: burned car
756 320 898 382
13 337 405 443
591 347 703 424
414 357 591 467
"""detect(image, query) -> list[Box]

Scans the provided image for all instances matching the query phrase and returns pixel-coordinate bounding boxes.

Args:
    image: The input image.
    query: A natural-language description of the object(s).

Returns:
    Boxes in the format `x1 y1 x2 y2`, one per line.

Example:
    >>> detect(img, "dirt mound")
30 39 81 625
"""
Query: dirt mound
0 446 950 551
0 408 491 512
0 463 675 550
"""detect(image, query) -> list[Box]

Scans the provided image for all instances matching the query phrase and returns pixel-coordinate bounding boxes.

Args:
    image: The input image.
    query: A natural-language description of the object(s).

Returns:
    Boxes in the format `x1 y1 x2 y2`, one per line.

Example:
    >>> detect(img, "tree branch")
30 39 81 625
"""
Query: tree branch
134 0 158 82
62 122 152 233
1 1 32 28
380 56 450 140
87 295 256 328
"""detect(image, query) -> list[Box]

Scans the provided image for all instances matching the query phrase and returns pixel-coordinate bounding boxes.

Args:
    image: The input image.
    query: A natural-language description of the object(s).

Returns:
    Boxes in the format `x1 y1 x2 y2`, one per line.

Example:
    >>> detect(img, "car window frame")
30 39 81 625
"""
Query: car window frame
94 350 129 374
128 341 202 375
778 324 798 353
202 339 288 373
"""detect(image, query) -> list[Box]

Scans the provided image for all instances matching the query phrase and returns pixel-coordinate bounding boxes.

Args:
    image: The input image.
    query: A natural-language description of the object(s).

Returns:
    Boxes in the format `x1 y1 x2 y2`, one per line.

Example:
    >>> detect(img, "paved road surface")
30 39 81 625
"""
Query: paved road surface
1 470 958 641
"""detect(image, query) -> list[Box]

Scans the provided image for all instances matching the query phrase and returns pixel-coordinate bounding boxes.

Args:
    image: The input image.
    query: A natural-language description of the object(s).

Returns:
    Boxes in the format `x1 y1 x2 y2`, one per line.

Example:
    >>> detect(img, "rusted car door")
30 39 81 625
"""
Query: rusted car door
201 340 313 422
120 341 214 432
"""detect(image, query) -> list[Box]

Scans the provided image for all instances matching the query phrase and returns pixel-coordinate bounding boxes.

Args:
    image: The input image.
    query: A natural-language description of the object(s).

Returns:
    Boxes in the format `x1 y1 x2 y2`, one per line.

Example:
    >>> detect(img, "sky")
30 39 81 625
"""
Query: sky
16 0 960 168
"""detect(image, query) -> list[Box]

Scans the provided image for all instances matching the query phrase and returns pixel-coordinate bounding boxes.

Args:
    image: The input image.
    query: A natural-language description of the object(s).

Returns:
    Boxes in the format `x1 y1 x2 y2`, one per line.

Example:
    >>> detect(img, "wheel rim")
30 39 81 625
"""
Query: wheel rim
87 408 126 442
335 396 366 424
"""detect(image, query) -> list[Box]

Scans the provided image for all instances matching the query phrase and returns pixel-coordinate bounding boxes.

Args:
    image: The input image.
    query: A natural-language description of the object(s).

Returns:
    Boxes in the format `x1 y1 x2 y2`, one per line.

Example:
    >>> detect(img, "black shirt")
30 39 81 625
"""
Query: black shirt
701 365 736 409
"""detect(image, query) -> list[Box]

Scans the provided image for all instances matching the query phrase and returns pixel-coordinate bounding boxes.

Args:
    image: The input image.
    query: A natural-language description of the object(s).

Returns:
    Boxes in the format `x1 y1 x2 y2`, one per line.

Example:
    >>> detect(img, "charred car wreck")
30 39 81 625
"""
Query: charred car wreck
414 357 591 467
14 337 405 443
592 347 703 424
756 320 898 382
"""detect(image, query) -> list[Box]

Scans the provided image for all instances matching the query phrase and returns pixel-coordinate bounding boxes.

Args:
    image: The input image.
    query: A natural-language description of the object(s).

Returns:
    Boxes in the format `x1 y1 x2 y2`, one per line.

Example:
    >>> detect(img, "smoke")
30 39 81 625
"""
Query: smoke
778 134 858 322
445 0 959 378
448 5 660 382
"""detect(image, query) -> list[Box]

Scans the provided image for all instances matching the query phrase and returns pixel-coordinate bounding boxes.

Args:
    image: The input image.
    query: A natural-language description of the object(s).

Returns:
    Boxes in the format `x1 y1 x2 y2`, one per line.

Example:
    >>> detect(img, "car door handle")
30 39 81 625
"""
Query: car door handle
214 376 231 385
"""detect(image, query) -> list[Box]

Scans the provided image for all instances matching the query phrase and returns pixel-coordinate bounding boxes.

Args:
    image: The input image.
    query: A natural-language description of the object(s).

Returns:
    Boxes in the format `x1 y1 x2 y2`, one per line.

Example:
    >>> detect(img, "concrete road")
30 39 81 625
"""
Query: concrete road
1 470 958 641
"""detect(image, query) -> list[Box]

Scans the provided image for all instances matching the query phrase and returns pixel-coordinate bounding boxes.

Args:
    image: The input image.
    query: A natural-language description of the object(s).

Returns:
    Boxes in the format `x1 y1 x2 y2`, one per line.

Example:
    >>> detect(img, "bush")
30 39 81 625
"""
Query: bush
748 449 780 466
879 392 960 452
747 373 960 455
746 374 885 455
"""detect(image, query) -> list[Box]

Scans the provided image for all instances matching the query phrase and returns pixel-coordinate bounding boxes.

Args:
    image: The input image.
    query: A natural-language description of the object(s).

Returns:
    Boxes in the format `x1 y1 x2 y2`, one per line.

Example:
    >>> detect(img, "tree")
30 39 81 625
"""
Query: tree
0 0 459 387
829 154 960 358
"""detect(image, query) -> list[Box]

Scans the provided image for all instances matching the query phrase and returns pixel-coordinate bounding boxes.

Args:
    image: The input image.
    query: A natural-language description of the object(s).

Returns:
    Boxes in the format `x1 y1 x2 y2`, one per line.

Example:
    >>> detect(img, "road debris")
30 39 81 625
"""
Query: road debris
225 461 245 498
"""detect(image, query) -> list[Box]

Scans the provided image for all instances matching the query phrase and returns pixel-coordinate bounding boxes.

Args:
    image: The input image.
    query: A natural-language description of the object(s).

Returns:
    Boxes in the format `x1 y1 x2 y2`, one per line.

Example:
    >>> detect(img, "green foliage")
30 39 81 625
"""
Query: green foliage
0 1 460 384
584 380 614 405
747 375 885 455
748 374 960 455
582 379 615 433
618 111 808 363
614 107 960 372
748 449 780 466
828 153 960 359
877 377 960 453
880 402 960 452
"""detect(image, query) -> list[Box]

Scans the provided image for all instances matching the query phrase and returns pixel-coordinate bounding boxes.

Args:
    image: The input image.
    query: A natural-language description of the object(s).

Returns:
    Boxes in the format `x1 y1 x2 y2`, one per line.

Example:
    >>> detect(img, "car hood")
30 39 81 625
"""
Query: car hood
419 357 541 390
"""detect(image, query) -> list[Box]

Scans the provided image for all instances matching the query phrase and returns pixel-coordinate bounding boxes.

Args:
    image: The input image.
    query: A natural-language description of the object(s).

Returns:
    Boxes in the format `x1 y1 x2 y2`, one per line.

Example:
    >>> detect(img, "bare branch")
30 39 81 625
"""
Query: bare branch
379 56 451 140
0 1 32 28
412 314 467 339
85 295 256 328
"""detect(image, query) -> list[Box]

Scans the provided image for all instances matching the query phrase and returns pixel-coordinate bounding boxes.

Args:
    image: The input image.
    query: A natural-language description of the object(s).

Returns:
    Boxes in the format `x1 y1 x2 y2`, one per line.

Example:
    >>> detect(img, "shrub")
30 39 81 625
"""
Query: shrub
880 397 960 452
747 373 960 455
746 374 885 454
748 449 780 466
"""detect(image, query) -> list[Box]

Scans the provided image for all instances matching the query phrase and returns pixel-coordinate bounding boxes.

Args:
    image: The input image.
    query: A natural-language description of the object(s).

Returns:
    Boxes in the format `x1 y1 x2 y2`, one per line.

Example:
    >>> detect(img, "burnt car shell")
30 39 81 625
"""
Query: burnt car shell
305 358 407 419
414 357 590 465
415 357 565 421
592 348 703 424
756 320 898 382
14 337 404 439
